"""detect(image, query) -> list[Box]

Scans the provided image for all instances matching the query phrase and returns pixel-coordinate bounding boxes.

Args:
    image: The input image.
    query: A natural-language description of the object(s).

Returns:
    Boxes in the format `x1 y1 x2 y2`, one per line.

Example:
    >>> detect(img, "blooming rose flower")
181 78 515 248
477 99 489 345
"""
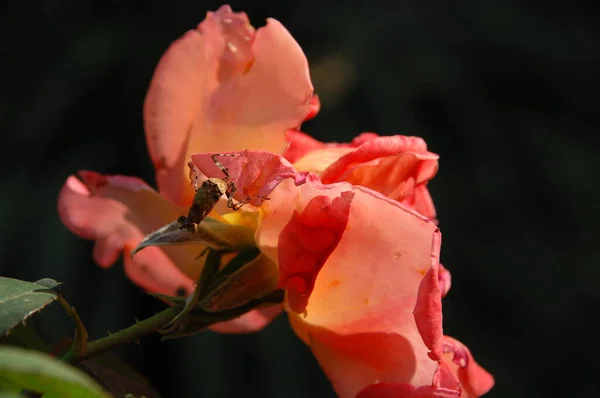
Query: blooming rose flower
191 151 493 398
59 4 315 332
57 5 493 396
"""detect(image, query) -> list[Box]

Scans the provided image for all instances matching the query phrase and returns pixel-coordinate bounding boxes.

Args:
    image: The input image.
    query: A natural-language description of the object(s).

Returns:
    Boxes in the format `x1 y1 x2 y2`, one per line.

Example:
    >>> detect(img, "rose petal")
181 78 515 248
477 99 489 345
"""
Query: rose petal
349 132 381 147
189 150 308 206
254 174 442 396
319 136 439 219
278 191 354 313
122 243 194 296
296 186 440 336
283 131 381 164
411 185 438 224
283 130 327 163
58 172 180 266
321 135 435 181
57 171 210 282
357 382 460 398
144 5 314 206
292 146 355 175
442 336 494 397
208 305 282 334
254 177 353 270
439 263 452 298
287 323 431 398
413 245 444 361
304 94 321 121
357 383 421 398
355 360 464 398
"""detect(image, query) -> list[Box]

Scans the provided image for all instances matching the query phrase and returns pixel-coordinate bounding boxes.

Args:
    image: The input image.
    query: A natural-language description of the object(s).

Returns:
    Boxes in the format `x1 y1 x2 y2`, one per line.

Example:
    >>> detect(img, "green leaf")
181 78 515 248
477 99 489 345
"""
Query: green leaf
0 278 60 337
0 346 110 398
0 377 22 397
33 279 62 290
0 322 52 353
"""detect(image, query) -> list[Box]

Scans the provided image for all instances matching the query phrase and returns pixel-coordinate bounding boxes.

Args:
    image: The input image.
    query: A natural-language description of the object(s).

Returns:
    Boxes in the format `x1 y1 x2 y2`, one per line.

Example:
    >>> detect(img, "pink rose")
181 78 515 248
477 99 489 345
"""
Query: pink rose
57 5 493 397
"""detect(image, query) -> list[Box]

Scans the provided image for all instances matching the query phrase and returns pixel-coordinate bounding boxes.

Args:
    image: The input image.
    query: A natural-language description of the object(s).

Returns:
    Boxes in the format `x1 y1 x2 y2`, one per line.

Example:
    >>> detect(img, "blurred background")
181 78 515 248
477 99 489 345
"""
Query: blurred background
1 0 598 397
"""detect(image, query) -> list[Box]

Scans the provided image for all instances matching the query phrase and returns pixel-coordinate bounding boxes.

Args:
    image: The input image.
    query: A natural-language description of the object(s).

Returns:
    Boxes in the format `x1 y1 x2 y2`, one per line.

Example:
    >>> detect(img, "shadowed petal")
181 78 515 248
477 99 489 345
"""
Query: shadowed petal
356 337 493 398
57 171 213 283
58 172 182 267
356 366 461 398
122 243 194 296
287 326 429 398
209 305 282 334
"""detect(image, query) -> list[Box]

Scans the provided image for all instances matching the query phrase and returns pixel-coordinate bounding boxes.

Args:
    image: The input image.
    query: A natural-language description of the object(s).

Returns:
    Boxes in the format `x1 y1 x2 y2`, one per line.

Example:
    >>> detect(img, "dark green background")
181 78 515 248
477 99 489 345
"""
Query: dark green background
1 1 598 397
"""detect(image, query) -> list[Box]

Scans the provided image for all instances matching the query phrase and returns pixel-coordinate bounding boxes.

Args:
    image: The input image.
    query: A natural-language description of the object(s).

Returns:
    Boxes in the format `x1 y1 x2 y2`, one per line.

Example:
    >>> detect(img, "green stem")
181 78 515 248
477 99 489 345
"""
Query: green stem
57 295 88 362
62 306 180 364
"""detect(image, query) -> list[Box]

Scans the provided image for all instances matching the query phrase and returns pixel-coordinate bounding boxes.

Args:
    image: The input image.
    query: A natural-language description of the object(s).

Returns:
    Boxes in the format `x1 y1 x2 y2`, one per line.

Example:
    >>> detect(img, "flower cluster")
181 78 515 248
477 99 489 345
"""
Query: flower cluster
58 5 494 397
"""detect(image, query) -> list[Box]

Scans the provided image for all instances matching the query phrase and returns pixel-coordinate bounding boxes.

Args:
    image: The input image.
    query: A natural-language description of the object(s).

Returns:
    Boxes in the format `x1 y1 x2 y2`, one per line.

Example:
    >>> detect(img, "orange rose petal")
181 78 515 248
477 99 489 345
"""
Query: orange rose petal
298 326 430 398
260 182 442 395
292 146 355 175
144 5 314 205
189 17 313 155
299 186 440 333
143 15 221 206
